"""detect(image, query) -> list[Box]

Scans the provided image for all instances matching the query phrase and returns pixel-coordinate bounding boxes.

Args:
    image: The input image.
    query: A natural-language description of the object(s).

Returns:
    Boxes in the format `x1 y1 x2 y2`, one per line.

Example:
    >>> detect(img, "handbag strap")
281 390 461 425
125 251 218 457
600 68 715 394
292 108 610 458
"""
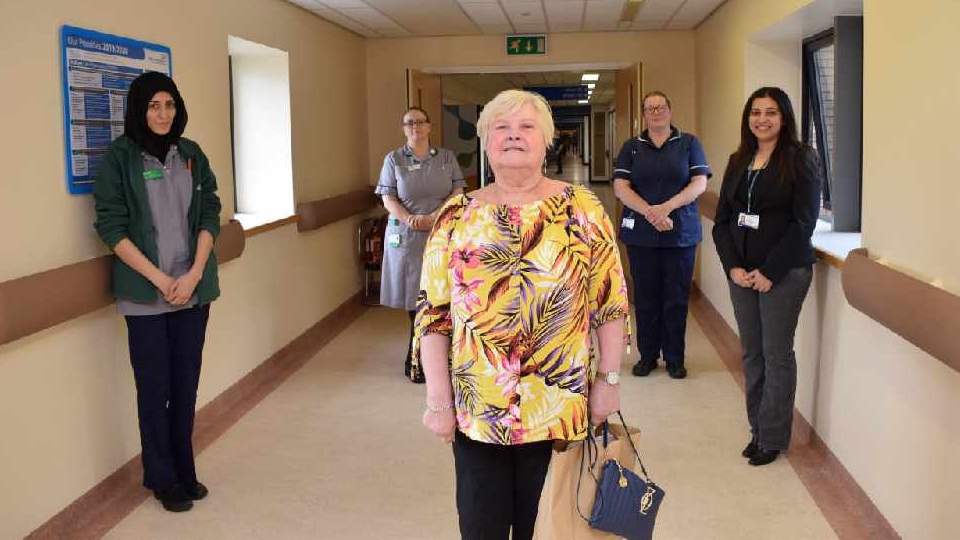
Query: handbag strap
575 423 601 522
614 410 654 482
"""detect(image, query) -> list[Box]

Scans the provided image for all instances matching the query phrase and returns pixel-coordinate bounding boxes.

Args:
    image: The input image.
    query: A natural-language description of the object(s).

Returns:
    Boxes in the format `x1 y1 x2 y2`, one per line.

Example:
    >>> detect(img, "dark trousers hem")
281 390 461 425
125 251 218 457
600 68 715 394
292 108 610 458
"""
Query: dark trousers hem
125 305 210 490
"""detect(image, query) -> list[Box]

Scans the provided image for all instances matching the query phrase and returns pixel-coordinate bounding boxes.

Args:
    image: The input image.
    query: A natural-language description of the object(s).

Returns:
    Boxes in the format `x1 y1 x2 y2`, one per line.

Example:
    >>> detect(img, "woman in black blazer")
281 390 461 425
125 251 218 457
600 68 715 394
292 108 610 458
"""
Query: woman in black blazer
712 87 822 466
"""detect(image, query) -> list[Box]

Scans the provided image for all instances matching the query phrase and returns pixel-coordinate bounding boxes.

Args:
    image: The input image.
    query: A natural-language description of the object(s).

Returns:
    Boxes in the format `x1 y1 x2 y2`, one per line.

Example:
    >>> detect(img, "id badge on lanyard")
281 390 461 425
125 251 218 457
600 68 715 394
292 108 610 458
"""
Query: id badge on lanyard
738 167 762 230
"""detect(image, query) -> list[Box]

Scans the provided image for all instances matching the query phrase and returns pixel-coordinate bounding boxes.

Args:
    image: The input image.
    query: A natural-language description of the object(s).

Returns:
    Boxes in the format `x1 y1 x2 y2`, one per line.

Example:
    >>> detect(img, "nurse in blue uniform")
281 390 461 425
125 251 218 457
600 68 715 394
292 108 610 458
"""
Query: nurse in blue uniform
375 106 465 383
613 91 711 379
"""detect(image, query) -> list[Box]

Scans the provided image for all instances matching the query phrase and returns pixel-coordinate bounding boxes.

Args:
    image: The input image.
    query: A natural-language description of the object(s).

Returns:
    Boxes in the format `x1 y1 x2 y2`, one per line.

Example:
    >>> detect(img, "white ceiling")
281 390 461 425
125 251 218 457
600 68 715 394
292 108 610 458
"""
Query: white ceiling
283 0 727 38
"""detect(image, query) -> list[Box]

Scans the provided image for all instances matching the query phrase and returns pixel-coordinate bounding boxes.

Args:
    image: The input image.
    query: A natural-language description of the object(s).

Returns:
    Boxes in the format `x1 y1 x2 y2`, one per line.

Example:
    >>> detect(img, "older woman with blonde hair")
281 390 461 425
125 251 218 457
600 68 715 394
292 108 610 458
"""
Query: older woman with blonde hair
413 89 630 540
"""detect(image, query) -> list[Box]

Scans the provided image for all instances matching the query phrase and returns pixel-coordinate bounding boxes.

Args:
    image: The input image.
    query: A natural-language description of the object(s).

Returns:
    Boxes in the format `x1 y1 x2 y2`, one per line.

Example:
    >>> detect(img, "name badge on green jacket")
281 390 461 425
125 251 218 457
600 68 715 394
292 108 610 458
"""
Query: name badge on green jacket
142 169 163 180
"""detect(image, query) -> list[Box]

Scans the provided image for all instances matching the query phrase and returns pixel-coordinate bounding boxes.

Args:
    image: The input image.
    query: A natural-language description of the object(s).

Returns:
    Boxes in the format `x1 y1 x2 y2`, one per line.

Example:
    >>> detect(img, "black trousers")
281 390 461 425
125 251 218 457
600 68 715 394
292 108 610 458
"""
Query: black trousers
626 245 696 366
452 430 553 540
727 267 812 450
125 304 210 491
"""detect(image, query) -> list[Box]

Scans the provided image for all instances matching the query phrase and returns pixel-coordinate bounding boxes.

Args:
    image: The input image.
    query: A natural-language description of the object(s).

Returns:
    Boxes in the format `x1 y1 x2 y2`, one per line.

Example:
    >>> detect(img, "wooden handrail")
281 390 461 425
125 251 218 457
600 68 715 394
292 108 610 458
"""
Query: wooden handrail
698 190 718 221
842 248 960 374
296 189 380 232
0 220 245 347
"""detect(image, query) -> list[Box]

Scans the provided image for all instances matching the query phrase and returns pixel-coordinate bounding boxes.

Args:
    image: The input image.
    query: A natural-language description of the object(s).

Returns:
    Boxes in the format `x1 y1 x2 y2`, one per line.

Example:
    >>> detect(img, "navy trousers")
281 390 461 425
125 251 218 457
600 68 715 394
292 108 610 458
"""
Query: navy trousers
626 245 696 367
452 430 553 540
125 304 210 491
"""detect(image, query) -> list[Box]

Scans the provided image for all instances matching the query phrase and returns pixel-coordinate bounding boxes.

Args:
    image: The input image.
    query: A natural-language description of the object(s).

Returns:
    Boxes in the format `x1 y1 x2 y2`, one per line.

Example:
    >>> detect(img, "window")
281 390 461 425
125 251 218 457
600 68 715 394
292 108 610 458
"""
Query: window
227 36 294 229
801 17 863 233
802 30 835 219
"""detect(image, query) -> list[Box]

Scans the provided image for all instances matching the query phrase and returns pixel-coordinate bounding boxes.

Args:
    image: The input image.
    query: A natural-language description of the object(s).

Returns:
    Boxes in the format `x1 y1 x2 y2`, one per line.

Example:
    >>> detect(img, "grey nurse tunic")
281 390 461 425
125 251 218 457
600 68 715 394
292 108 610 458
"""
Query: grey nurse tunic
375 146 465 310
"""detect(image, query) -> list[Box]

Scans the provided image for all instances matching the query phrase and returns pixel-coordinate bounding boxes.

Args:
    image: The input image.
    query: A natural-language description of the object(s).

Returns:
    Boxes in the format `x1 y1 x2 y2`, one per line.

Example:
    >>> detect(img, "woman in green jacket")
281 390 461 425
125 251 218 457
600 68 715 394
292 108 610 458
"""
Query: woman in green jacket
94 71 221 513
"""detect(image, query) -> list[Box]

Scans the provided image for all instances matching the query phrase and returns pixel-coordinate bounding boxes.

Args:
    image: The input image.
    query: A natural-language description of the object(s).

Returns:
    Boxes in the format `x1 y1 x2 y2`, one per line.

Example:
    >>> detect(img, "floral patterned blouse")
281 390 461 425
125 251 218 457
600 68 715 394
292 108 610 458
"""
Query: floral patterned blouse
414 185 629 445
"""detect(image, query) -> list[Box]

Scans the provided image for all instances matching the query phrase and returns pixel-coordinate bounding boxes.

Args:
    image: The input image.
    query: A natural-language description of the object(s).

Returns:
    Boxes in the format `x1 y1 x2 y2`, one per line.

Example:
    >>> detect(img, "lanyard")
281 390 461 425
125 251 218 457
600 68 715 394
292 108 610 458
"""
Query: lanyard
746 164 765 213
747 169 763 214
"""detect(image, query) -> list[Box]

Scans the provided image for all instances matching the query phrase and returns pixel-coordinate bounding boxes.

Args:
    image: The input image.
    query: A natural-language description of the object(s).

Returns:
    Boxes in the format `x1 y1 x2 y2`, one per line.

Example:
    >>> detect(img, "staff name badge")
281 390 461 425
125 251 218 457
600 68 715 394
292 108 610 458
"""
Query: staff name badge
738 212 760 230
387 233 401 248
407 163 421 171
622 217 635 230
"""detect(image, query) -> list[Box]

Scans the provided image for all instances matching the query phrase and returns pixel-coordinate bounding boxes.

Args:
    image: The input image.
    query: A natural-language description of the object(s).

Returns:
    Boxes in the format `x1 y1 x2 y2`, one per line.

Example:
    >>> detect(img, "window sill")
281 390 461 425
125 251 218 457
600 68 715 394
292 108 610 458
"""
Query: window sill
233 213 298 238
812 219 861 270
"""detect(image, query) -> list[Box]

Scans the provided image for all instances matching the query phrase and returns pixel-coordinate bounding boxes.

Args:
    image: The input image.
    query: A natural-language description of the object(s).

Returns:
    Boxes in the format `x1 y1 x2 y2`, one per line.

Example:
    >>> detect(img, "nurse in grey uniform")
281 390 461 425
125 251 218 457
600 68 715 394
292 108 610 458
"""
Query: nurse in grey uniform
375 106 465 383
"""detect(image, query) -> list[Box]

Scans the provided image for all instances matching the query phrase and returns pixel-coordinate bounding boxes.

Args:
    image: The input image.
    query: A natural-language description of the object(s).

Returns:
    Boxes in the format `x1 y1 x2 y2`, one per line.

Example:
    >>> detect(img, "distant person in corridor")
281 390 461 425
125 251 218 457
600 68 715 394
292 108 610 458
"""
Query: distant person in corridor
375 107 465 383
94 71 222 512
414 90 629 540
712 87 821 466
613 91 711 380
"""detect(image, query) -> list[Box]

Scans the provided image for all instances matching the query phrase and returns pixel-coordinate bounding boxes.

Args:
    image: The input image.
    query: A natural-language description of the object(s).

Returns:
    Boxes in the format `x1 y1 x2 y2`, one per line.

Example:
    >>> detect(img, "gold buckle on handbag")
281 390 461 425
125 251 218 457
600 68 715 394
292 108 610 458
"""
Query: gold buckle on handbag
640 485 657 515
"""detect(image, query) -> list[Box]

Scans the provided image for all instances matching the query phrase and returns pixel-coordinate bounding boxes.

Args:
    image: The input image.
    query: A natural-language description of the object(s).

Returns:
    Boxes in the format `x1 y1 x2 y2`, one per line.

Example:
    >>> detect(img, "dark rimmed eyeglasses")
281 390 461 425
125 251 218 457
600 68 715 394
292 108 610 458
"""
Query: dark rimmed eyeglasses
643 105 669 114
402 120 429 127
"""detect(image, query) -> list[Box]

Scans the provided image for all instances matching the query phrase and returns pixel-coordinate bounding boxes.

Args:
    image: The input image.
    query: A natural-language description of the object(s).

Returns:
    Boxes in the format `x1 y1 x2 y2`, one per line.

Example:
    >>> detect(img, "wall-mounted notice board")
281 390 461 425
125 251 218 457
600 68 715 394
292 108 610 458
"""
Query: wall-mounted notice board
60 25 172 194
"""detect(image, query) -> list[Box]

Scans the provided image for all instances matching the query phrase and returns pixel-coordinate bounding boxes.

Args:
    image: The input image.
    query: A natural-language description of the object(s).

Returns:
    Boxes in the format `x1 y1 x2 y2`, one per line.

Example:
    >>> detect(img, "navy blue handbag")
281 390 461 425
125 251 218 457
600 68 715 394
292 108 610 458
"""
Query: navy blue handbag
581 411 665 540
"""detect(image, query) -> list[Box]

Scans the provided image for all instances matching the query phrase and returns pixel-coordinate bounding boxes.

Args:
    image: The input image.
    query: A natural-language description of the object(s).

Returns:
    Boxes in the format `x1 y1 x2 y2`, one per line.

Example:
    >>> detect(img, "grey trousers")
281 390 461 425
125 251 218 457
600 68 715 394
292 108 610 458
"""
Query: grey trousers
727 266 812 451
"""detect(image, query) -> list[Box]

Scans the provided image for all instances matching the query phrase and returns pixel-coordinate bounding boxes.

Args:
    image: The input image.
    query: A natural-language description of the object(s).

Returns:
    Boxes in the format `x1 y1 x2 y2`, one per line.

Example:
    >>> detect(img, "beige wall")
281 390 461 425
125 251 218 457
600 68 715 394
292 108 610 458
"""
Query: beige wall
696 1 960 538
862 0 960 291
365 32 698 180
0 1 367 537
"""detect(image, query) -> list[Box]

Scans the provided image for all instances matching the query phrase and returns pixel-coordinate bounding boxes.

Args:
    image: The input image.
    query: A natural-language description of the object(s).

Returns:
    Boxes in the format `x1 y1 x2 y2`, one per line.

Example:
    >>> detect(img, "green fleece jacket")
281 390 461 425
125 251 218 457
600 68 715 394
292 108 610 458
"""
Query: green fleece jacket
93 135 222 305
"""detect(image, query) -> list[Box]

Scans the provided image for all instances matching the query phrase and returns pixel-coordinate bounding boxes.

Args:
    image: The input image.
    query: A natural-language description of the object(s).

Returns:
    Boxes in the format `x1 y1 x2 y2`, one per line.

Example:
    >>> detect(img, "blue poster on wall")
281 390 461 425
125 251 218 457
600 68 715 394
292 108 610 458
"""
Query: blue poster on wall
60 25 172 194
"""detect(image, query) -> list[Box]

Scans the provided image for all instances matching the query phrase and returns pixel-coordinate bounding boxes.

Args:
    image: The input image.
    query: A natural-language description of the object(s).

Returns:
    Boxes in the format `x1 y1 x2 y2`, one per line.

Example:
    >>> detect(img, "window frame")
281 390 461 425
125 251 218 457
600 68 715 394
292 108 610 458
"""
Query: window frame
802 29 835 216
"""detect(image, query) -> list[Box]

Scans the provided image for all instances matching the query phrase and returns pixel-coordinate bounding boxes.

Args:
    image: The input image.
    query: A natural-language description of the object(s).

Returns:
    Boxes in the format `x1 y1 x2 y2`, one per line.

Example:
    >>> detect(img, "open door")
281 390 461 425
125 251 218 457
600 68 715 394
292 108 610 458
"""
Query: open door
407 69 443 150
613 62 642 302
614 62 642 150
592 111 607 180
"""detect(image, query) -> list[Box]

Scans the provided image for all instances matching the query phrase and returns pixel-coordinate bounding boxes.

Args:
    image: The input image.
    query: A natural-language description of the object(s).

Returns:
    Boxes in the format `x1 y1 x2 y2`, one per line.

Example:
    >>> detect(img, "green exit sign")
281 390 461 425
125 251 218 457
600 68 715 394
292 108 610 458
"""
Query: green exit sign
506 35 546 56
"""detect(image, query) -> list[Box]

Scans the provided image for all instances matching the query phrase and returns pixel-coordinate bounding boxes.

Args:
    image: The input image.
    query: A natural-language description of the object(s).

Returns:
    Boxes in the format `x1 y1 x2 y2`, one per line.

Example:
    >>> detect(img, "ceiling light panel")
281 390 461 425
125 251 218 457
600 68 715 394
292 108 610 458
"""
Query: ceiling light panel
459 3 510 25
544 1 584 23
338 7 398 29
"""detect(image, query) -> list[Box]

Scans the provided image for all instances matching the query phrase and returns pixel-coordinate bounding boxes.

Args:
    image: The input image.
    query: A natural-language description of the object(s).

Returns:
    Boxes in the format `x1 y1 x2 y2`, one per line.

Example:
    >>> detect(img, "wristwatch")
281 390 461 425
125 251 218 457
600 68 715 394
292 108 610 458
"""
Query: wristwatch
599 371 621 385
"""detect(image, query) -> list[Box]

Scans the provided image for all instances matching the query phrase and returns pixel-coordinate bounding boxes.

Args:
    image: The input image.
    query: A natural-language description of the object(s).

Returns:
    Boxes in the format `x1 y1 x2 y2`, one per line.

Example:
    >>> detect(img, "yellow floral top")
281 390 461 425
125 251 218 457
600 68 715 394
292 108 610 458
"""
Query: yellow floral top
414 185 629 445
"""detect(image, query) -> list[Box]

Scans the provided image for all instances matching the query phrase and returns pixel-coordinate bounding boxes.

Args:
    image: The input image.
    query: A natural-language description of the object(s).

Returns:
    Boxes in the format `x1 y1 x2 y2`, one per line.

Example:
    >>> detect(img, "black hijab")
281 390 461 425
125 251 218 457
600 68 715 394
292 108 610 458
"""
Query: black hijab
124 71 188 161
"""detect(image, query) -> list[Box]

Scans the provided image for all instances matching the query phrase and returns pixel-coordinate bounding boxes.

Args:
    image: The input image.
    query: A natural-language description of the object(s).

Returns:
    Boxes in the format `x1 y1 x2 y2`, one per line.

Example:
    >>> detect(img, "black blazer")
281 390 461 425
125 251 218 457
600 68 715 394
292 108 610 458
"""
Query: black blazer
712 146 821 284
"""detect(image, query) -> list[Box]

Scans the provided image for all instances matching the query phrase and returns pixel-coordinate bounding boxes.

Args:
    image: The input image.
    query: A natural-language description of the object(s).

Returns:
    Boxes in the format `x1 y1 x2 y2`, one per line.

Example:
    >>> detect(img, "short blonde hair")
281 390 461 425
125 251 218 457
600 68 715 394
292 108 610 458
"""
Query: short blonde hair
477 89 556 149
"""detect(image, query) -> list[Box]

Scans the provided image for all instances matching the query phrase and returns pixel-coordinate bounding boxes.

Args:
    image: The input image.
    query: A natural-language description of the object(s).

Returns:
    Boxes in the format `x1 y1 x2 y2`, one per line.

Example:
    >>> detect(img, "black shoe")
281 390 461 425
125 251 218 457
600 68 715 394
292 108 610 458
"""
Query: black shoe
742 440 759 458
631 361 658 377
153 484 193 512
667 365 687 379
405 363 425 384
748 448 780 466
184 481 208 500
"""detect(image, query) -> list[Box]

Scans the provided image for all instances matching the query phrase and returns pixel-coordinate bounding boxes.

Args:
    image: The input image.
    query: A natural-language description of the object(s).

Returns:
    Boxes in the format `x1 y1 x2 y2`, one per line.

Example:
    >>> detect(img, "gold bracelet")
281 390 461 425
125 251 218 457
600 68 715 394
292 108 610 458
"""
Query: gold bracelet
425 403 454 413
